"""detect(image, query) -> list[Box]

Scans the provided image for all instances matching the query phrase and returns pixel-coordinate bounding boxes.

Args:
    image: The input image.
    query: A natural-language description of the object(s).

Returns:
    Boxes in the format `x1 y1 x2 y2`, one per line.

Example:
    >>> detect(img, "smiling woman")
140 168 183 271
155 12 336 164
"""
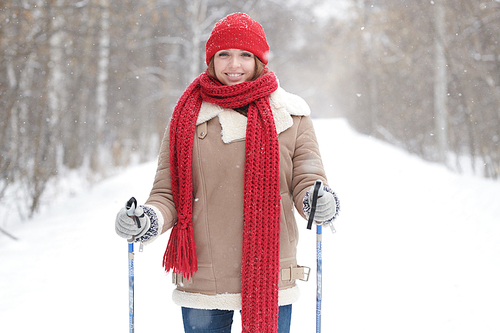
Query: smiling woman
114 12 340 333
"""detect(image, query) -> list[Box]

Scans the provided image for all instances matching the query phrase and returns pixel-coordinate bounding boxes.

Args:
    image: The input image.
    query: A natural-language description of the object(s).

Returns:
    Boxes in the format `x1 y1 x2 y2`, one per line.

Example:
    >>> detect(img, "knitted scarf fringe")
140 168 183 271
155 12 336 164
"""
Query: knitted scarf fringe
162 223 197 279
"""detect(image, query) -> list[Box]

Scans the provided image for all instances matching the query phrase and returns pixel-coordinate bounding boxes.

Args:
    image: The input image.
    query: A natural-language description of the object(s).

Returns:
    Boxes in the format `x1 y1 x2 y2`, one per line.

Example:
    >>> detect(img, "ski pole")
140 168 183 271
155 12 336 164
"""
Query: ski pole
126 197 141 333
316 221 323 333
306 180 324 333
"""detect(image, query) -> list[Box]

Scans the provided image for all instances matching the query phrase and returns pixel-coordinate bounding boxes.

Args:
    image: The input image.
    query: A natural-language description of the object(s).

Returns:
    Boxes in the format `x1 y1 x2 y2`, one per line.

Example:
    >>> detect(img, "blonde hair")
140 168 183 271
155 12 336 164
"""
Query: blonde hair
207 56 266 83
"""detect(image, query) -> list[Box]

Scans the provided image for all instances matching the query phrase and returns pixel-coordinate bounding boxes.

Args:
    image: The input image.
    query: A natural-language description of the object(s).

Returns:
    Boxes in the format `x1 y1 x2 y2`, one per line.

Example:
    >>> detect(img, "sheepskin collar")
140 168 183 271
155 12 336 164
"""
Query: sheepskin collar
196 87 311 143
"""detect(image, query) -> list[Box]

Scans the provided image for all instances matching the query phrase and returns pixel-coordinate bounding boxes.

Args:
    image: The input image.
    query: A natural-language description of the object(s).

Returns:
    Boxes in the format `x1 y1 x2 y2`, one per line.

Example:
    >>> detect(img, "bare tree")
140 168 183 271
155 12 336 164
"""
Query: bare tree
433 0 449 164
328 0 499 178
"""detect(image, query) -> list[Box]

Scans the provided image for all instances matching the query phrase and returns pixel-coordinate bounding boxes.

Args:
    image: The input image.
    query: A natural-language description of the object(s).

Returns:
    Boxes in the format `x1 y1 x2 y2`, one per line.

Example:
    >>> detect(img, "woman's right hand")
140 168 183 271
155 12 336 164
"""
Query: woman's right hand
115 206 151 240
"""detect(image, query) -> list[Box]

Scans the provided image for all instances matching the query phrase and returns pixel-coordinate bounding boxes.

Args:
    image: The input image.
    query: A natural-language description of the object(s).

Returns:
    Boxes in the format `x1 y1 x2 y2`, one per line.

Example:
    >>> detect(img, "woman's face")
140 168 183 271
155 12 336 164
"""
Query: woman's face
213 49 256 85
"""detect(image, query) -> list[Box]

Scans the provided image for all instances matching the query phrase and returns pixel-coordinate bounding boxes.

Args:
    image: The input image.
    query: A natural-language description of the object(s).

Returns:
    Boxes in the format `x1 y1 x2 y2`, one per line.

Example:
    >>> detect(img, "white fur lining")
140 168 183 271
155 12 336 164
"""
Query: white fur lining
196 87 311 144
172 285 301 310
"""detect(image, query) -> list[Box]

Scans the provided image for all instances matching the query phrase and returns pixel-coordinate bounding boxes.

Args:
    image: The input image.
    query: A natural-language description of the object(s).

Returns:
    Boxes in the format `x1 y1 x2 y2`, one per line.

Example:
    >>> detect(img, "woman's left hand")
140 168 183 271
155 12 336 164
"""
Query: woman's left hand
306 186 338 222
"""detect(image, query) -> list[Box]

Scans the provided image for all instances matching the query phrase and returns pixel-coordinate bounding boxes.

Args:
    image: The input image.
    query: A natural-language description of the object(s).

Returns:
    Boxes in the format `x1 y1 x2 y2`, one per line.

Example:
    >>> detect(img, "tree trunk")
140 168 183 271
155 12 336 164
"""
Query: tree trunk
433 0 448 164
93 0 111 172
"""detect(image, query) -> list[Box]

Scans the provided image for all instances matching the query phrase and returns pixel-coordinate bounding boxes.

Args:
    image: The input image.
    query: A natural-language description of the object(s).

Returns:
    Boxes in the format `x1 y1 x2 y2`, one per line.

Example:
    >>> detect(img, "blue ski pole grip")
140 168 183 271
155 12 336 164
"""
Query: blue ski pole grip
126 197 141 229
307 180 324 230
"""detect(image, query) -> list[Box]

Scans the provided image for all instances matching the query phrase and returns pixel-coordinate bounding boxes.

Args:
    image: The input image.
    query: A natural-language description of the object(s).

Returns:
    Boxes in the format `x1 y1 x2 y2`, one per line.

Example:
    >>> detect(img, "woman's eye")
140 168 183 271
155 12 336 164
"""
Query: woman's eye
242 53 253 58
218 52 229 57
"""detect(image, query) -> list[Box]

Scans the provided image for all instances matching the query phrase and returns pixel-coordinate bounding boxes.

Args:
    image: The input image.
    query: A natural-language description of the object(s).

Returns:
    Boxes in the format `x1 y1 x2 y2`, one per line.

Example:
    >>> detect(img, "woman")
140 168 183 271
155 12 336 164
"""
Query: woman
115 13 339 333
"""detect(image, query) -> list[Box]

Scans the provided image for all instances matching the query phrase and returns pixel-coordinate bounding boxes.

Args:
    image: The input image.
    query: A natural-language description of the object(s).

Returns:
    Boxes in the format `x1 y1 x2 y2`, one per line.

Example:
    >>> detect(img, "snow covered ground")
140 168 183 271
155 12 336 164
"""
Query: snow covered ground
1 118 499 332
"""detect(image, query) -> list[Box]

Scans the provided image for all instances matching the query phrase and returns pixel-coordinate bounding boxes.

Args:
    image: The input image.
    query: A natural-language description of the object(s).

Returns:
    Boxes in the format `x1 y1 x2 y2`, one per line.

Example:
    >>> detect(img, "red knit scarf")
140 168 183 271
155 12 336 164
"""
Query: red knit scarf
163 70 281 332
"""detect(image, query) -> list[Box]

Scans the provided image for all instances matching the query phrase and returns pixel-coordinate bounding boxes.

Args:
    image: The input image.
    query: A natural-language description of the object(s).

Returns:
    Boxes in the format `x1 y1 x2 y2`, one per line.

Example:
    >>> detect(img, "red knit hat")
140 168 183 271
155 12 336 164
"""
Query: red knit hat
206 13 270 65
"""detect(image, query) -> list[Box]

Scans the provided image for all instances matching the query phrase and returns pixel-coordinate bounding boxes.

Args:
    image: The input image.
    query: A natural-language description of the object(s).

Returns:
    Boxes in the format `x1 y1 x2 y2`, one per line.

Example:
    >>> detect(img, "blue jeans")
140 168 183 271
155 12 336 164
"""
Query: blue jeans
181 304 292 333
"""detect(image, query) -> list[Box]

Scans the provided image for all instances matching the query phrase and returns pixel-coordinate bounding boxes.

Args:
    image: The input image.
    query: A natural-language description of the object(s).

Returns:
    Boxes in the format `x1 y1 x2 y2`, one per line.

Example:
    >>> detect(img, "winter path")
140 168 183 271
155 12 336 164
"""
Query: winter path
1 118 499 332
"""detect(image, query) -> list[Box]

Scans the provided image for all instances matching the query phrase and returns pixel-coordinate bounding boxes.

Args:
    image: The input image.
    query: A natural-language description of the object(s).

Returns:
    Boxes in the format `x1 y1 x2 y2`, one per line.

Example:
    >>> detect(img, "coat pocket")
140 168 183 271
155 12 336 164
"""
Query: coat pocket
280 192 297 244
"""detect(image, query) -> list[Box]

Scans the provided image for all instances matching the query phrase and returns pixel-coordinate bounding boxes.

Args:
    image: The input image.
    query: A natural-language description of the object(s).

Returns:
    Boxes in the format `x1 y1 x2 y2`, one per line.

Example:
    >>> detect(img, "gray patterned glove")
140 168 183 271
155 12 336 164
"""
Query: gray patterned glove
115 206 150 240
305 185 339 223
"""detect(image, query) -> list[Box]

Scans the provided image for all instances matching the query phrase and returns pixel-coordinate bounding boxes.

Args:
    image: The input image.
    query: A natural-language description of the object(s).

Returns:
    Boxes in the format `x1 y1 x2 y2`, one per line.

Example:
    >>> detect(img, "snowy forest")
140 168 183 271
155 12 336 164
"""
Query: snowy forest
1 0 499 219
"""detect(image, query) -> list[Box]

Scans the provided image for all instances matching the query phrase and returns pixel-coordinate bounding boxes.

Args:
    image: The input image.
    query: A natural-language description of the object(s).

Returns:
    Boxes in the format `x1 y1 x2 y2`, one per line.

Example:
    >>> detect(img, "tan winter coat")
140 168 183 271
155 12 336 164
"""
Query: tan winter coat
144 87 328 310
